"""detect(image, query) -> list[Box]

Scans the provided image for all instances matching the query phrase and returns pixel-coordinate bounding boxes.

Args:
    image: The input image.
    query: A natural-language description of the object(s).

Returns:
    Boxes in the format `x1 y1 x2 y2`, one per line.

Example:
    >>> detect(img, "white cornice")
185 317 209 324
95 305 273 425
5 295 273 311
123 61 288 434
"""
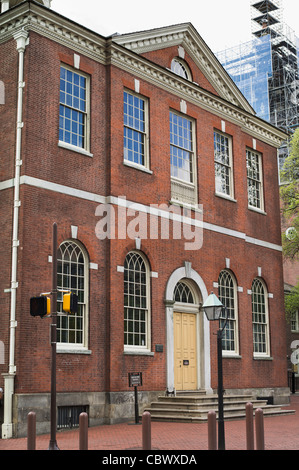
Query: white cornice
0 3 288 147
109 43 286 147
113 23 255 114
0 2 107 63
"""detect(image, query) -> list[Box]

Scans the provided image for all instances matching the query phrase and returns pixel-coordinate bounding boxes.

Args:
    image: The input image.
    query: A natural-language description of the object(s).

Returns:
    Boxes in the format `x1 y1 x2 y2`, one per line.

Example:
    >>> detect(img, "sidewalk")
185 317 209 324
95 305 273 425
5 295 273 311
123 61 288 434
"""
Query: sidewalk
1 395 299 451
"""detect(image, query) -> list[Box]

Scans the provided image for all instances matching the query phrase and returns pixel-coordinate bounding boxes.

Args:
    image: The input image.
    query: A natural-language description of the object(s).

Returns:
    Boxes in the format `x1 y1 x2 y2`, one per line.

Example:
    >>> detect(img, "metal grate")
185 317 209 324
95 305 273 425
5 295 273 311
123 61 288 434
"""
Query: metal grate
57 405 88 429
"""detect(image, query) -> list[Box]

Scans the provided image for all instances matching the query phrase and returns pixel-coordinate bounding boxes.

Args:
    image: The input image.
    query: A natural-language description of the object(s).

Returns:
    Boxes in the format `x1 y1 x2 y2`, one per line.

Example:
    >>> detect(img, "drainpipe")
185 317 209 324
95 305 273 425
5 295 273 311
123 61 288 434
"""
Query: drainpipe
2 29 28 440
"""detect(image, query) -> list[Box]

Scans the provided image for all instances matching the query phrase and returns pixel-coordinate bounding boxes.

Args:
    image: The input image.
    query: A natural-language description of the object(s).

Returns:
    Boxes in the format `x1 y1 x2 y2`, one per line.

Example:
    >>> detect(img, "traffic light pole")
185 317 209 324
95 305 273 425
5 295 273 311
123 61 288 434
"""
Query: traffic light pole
48 223 59 451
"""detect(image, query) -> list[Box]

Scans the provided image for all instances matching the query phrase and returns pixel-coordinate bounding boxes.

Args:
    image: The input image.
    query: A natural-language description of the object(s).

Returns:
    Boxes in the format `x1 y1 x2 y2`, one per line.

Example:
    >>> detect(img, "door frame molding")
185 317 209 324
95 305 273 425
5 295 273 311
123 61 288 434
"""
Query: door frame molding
165 265 212 393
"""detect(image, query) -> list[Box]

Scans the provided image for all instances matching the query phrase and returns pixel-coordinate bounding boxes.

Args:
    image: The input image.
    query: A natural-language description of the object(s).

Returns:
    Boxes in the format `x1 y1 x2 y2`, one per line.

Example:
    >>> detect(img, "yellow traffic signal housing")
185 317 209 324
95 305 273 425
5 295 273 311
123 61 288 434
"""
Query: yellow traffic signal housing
63 292 78 314
30 296 51 317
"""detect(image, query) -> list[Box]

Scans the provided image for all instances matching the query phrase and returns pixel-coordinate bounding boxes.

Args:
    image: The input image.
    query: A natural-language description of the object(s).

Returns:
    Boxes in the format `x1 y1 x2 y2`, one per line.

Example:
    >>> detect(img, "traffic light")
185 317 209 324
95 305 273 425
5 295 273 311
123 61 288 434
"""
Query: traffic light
63 292 78 314
30 296 51 318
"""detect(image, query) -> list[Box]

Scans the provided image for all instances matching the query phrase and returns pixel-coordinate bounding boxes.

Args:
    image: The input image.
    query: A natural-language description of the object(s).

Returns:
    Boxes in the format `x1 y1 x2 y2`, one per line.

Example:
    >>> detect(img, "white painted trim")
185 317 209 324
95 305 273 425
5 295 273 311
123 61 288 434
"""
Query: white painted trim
151 271 158 278
1 175 283 253
165 267 211 394
19 175 106 204
89 263 98 270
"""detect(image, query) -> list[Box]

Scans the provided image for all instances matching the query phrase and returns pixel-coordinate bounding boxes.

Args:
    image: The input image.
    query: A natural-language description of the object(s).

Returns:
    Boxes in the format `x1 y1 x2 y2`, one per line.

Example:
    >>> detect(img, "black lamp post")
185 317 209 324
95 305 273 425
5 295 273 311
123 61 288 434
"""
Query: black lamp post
203 292 227 451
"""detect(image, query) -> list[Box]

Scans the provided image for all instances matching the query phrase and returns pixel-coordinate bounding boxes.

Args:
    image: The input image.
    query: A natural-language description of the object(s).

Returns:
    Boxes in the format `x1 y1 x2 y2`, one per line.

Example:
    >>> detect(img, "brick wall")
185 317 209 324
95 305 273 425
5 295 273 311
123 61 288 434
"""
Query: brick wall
0 26 288 403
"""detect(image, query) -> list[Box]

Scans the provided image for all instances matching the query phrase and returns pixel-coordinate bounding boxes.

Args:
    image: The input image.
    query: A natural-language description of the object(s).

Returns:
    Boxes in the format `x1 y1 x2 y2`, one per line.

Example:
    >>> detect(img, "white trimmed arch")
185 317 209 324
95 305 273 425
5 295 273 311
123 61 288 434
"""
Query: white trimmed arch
165 265 212 393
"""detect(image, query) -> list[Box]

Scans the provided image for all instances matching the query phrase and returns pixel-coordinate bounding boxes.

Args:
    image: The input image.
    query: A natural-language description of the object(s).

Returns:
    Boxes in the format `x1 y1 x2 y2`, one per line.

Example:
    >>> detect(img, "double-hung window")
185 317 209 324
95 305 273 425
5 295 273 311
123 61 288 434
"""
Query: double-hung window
214 131 234 198
170 111 197 205
123 90 149 169
246 149 264 211
57 241 89 351
59 65 90 153
251 278 270 357
124 251 150 352
218 270 239 355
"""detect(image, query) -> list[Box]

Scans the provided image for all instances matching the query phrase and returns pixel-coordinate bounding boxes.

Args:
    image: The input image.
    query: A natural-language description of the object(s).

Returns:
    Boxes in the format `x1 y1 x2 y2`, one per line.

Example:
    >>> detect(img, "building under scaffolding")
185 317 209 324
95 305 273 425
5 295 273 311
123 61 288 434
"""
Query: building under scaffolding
217 0 299 176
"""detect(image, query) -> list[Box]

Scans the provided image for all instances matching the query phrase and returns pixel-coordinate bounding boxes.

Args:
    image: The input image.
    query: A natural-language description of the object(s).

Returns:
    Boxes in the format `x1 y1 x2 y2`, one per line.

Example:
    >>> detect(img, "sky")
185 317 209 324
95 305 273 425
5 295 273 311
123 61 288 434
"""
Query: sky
51 0 299 53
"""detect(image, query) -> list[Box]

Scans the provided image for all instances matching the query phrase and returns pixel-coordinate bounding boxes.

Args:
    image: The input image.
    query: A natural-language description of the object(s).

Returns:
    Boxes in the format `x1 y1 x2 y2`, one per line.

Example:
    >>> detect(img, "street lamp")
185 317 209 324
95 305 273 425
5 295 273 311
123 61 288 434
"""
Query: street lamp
203 292 227 450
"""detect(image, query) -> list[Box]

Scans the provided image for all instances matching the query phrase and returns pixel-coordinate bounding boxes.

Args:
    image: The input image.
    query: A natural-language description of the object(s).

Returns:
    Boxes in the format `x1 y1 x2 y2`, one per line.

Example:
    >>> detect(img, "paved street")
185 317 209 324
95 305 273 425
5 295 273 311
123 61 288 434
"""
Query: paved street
1 395 298 451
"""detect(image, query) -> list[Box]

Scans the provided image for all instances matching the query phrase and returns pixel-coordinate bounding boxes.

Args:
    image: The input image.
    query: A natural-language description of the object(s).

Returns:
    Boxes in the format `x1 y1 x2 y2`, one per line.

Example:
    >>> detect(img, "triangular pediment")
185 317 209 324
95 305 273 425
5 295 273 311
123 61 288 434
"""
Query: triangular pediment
113 23 255 114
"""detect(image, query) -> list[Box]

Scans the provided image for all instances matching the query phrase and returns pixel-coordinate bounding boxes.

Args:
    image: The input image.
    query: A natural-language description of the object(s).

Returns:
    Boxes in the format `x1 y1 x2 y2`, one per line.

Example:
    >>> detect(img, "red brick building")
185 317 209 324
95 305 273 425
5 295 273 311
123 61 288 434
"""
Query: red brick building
0 0 290 438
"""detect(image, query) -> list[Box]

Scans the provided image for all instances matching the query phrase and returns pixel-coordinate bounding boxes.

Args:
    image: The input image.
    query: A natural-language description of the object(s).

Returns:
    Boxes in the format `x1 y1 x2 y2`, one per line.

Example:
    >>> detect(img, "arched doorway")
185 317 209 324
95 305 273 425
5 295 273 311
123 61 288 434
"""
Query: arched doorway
173 280 199 391
165 265 211 394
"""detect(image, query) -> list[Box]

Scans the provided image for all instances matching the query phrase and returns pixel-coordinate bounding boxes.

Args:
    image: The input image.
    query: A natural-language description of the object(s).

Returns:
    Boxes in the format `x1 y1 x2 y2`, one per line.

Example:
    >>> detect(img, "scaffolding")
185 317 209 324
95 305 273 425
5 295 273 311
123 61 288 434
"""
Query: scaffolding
216 0 299 176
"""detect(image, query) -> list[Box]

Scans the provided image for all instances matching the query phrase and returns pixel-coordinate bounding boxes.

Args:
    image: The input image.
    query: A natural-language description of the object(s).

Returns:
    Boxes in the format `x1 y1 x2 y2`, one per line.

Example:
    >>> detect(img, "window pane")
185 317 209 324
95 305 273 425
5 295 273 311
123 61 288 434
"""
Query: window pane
174 282 195 304
214 131 232 196
170 112 193 183
218 271 236 352
124 252 148 347
124 91 146 166
252 279 268 354
57 241 86 346
59 66 87 149
247 150 262 209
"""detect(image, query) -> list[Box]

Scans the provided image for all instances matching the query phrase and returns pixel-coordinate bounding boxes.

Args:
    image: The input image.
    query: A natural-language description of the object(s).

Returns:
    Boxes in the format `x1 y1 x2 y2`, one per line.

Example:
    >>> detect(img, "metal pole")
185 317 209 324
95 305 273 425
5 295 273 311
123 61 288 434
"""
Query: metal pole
208 410 217 450
142 411 151 450
255 408 265 450
79 413 88 450
246 402 254 450
48 223 59 450
27 412 36 451
217 329 225 450
134 386 139 424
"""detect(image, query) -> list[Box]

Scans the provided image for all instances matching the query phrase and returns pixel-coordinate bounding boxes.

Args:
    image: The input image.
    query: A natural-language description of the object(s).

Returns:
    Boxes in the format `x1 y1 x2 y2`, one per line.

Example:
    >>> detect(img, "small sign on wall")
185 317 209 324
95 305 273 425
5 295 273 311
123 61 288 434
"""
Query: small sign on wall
128 372 143 387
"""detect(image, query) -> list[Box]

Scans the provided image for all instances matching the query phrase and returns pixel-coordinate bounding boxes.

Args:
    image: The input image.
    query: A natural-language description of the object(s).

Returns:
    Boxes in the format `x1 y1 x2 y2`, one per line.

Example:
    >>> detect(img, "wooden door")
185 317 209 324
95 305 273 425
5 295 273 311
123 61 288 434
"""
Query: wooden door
174 312 197 391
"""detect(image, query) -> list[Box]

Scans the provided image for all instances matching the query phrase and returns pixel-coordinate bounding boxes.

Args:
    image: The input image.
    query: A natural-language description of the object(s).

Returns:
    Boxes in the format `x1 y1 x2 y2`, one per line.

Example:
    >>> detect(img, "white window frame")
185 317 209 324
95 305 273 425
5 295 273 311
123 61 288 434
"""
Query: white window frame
56 240 89 353
124 251 151 354
169 110 197 206
171 58 192 81
251 278 270 358
214 130 234 199
246 148 265 212
123 89 150 171
291 311 299 332
59 64 91 155
218 270 239 356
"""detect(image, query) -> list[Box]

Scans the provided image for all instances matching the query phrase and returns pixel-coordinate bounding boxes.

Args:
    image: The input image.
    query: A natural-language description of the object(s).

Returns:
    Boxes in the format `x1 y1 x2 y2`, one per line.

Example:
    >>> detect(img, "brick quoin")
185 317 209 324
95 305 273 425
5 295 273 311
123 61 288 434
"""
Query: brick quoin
0 2 290 437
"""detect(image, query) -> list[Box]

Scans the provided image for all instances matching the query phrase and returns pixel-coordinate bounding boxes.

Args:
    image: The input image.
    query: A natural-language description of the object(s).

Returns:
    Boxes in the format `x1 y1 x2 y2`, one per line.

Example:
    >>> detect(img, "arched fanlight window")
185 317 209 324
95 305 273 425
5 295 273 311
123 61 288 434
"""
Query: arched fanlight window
174 281 195 304
124 251 150 349
251 278 270 356
171 58 192 80
218 270 238 354
57 240 88 348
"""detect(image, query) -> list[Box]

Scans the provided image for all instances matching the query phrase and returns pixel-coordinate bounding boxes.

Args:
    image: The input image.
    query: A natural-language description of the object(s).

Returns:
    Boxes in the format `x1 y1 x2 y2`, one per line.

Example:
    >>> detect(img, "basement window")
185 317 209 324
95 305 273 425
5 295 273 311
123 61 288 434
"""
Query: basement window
57 405 89 430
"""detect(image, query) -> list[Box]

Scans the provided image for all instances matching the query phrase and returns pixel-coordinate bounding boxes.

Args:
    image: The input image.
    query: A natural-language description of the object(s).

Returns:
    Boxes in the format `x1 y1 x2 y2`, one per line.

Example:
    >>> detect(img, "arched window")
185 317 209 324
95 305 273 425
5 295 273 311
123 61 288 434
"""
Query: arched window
124 251 150 350
57 240 88 349
251 278 270 356
218 270 239 354
171 58 192 80
174 281 195 304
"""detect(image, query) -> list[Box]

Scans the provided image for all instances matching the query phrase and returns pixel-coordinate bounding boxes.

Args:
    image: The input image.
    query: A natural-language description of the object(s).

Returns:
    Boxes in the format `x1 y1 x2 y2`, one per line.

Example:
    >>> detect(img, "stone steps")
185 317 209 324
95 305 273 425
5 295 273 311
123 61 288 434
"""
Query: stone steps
143 392 295 422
